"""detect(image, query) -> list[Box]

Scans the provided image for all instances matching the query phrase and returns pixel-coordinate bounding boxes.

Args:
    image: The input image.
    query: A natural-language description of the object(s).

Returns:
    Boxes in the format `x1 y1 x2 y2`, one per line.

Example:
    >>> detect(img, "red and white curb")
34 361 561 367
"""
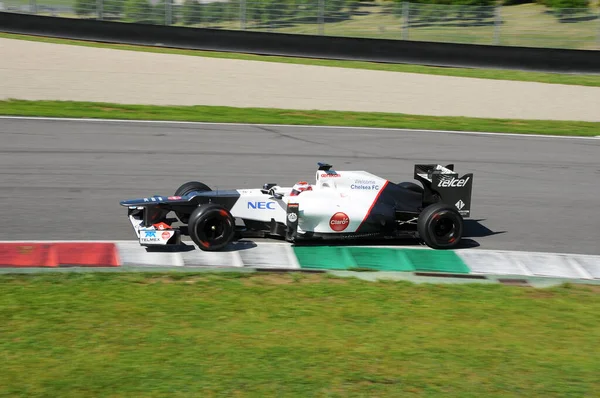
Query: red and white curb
120 242 600 279
115 241 302 269
456 249 600 280
0 240 599 280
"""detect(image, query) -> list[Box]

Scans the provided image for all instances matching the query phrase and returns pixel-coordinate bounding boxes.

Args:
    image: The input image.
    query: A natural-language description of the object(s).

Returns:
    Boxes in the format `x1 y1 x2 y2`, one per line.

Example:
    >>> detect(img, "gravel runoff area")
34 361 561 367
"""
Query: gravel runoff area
1 38 600 122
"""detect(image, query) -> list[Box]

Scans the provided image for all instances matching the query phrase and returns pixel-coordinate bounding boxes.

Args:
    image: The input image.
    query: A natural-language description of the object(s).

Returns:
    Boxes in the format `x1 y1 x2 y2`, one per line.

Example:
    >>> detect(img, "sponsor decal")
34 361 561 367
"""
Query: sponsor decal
455 200 465 210
329 212 350 232
351 184 380 191
248 201 276 210
437 176 470 188
153 222 171 230
140 229 173 244
168 196 182 200
141 238 161 243
141 230 161 243
321 173 341 178
287 213 298 222
355 179 376 184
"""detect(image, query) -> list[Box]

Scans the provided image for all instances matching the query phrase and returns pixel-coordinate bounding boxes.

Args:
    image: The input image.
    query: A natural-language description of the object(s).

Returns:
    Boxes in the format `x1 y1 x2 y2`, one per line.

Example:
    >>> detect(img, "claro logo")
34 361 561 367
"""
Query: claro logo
437 176 470 188
321 173 341 178
329 212 349 232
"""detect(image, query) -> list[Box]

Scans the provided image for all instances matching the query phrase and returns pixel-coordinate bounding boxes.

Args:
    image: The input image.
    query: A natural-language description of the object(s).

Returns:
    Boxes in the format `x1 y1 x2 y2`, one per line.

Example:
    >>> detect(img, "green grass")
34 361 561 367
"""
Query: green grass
0 272 599 396
10 1 600 51
213 3 600 50
295 3 600 50
2 99 599 136
7 0 75 5
2 31 600 87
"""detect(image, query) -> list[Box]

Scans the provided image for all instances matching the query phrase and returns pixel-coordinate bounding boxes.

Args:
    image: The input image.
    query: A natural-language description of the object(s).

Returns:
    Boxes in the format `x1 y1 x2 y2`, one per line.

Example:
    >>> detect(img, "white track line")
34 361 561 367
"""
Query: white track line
1 116 598 141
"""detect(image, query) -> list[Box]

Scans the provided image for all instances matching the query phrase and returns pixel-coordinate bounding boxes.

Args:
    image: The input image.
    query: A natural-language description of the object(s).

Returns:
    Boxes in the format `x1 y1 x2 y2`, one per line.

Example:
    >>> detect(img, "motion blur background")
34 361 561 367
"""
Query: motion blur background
2 0 600 50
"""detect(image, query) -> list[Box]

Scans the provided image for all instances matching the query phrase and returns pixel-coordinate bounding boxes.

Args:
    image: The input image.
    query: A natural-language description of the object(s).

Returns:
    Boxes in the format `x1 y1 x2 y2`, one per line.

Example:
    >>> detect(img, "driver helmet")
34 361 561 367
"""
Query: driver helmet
290 181 313 196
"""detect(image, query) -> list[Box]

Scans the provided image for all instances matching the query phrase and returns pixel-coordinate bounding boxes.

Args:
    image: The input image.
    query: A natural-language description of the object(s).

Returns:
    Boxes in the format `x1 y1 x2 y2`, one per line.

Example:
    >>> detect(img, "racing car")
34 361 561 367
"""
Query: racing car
119 162 474 251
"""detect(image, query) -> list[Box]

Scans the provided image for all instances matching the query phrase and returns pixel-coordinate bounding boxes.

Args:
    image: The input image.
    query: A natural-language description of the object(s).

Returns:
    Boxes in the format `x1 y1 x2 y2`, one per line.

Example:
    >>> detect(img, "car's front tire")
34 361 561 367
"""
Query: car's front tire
417 203 463 249
188 204 235 251
174 181 211 223
175 181 211 196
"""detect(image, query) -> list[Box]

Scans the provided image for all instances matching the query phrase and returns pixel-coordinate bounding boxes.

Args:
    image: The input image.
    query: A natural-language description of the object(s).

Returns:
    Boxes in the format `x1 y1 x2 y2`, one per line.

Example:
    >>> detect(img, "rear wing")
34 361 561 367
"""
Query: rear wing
414 164 473 217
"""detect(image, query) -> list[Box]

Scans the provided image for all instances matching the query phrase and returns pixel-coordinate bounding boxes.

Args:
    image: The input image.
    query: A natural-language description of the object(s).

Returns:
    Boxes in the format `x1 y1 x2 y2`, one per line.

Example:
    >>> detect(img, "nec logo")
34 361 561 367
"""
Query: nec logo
438 177 470 188
248 201 276 210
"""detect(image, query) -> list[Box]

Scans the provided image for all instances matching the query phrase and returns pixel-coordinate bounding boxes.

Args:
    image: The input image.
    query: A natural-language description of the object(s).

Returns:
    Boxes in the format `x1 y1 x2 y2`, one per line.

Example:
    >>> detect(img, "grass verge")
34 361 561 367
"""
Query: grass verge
0 272 599 396
1 32 600 87
1 99 599 136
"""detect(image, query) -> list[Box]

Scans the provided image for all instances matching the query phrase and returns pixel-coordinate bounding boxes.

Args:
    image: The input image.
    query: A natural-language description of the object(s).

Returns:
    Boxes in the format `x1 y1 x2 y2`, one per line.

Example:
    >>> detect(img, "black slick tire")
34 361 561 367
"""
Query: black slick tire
174 181 211 223
188 204 235 251
417 203 463 249
175 181 211 197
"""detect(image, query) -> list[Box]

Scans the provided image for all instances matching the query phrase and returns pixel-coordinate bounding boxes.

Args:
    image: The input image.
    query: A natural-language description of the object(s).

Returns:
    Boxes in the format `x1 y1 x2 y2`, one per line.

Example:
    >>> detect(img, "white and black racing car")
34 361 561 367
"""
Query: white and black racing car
120 162 474 251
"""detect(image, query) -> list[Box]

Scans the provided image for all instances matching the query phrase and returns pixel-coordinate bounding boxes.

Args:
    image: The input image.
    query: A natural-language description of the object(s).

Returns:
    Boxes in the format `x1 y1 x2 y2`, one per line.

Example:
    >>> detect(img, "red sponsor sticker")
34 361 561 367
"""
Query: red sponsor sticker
153 222 171 230
329 212 349 232
168 196 182 200
162 231 172 240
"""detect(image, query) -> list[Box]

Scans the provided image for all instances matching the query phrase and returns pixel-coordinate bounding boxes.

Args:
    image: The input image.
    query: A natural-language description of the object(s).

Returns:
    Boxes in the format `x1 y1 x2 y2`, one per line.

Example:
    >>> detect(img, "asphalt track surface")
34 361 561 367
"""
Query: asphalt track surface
1 118 599 255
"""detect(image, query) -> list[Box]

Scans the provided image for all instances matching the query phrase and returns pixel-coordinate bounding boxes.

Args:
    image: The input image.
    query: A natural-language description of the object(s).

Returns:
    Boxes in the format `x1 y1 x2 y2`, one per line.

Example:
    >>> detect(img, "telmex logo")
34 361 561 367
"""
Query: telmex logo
248 201 276 210
438 177 470 188
329 212 349 232
321 173 341 178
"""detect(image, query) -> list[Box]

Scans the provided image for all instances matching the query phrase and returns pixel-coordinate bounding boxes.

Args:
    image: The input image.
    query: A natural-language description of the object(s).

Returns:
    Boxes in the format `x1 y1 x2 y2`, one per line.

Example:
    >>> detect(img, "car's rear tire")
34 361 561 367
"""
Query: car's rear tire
397 181 424 194
174 181 211 223
417 203 463 249
188 204 235 251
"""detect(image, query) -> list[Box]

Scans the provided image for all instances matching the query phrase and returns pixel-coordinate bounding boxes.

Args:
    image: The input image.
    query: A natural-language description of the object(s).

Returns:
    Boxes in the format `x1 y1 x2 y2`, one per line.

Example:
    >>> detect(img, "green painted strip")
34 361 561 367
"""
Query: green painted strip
293 246 470 274
345 248 414 272
403 249 470 274
292 246 357 270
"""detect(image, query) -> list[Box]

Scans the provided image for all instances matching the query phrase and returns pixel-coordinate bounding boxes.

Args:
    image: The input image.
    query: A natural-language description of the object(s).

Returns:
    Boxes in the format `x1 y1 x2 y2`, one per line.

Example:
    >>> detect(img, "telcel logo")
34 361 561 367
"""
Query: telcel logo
248 201 276 210
438 177 470 188
329 212 349 232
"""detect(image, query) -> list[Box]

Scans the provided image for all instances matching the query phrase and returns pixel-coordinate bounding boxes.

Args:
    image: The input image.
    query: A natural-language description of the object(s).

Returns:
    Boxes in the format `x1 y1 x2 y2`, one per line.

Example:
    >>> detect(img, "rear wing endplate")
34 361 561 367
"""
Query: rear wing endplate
414 164 473 217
